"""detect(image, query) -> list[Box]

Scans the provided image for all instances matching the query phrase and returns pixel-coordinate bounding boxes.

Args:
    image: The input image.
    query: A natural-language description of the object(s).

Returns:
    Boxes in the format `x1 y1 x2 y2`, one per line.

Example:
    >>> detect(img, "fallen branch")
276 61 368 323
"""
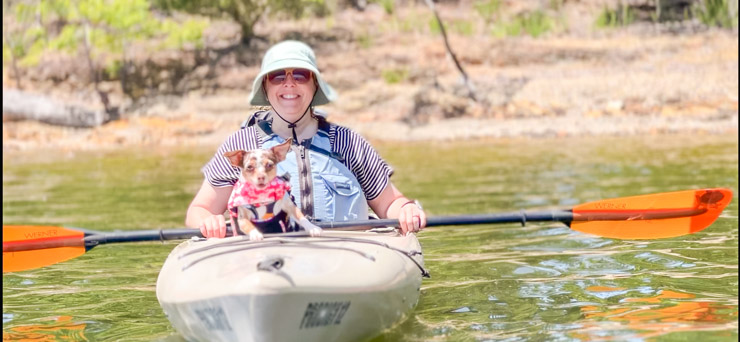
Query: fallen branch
3 89 111 128
424 0 478 102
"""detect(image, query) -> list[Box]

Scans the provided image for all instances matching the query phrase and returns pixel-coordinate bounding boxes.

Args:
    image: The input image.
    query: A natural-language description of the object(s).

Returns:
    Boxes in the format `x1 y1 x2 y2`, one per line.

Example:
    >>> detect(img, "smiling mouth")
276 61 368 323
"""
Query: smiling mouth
280 94 300 99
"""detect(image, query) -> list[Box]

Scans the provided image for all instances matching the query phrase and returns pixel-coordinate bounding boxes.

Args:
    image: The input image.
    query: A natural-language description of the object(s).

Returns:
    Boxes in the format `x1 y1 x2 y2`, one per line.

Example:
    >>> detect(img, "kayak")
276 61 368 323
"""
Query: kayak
155 229 427 342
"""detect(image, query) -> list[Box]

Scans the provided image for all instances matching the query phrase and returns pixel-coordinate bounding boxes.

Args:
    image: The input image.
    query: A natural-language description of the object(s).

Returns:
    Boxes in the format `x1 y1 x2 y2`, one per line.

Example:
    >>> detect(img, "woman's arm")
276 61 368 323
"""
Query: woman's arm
368 182 426 236
186 179 233 238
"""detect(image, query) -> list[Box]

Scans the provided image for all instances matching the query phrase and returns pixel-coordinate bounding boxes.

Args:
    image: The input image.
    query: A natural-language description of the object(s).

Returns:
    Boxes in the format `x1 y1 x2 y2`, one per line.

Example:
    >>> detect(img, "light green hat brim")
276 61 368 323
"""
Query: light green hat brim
248 40 337 107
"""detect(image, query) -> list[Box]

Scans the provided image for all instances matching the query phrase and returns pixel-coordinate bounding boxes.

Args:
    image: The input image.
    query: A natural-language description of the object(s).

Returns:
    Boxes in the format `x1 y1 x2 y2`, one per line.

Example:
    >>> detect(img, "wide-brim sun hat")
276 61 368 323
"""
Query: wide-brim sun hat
248 40 337 107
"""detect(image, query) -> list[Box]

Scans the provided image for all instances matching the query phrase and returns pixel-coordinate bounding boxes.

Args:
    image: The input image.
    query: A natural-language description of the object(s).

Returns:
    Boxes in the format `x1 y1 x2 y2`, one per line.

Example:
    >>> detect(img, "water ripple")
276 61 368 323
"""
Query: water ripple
4 135 738 342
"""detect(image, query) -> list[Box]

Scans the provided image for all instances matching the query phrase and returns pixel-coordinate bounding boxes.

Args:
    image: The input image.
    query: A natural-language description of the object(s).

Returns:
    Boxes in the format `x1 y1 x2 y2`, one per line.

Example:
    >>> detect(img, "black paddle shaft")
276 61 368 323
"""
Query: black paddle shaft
315 210 575 229
78 210 575 247
83 229 207 247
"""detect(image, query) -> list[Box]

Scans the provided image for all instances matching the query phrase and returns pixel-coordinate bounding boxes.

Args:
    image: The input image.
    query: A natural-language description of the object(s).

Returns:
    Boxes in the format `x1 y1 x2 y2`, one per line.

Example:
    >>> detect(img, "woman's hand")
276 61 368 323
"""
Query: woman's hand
397 200 427 236
369 183 427 236
186 180 233 238
199 214 228 238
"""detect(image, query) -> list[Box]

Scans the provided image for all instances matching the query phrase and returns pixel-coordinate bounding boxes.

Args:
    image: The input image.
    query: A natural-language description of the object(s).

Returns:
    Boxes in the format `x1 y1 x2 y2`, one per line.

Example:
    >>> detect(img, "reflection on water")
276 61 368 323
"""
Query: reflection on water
2 315 88 341
575 288 738 341
3 134 738 341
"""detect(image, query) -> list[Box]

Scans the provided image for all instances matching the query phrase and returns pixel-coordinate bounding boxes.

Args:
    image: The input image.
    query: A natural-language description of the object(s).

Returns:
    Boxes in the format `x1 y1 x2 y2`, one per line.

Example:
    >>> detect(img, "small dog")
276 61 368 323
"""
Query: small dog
224 138 322 240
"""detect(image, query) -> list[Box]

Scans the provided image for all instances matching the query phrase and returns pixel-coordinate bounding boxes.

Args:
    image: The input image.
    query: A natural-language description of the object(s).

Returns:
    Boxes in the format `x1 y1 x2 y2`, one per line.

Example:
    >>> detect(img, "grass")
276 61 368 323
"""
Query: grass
377 0 395 15
356 31 373 49
429 18 476 36
594 0 738 29
695 0 738 28
381 68 408 84
474 0 502 25
377 3 559 39
490 10 555 38
595 5 635 28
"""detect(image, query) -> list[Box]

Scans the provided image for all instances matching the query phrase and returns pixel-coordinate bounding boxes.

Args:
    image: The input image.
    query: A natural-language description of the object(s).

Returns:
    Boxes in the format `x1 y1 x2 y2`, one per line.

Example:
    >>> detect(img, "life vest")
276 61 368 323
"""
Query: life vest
227 176 294 234
245 112 369 222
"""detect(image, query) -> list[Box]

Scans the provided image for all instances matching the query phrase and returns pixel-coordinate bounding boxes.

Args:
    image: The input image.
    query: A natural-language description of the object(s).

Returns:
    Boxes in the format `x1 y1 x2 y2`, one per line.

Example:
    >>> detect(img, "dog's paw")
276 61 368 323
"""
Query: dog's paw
248 230 264 241
299 218 323 237
306 226 322 237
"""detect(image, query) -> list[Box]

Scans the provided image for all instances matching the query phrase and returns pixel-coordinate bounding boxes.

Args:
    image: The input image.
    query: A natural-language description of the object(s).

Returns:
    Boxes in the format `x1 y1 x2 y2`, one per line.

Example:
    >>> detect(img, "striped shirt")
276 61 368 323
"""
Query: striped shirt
202 122 393 201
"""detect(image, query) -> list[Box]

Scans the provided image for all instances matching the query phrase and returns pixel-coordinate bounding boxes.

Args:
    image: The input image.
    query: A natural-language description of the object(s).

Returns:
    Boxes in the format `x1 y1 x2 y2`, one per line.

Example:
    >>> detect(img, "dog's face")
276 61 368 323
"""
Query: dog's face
224 139 292 189
242 150 279 188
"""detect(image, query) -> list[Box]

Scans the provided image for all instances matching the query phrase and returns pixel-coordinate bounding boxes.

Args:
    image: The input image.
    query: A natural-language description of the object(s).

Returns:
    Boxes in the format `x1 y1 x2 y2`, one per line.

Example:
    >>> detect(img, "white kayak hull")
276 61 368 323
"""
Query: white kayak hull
156 230 426 342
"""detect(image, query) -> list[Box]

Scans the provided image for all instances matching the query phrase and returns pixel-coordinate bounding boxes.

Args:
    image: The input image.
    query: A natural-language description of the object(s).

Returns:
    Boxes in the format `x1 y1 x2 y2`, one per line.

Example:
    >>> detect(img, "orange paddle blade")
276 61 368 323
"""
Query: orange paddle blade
3 225 87 273
570 188 733 239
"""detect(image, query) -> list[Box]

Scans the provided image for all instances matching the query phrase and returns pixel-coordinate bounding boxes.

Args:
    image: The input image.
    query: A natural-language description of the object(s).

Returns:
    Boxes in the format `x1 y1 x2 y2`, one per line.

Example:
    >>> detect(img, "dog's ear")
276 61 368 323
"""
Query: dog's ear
271 139 292 162
223 150 247 167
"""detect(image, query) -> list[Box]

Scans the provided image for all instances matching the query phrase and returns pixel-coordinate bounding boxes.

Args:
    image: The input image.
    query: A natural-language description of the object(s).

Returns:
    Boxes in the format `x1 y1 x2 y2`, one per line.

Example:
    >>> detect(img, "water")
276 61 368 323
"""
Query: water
3 134 738 341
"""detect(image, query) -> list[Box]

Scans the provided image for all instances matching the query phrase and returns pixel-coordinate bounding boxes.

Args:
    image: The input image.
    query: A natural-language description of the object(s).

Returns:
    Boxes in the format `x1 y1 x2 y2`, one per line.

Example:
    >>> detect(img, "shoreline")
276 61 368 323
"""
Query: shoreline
3 112 737 152
349 114 739 141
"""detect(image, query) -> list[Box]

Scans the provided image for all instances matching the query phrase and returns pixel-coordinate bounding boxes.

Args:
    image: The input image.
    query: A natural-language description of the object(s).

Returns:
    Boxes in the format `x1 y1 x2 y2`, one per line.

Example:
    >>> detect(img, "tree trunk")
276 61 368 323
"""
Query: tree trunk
3 89 110 128
2 30 23 89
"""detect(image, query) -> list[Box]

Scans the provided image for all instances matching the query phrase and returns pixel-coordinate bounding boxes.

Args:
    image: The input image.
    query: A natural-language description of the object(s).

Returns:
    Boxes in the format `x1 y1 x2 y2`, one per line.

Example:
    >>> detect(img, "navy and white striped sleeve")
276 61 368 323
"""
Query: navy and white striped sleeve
202 128 261 187
332 126 394 200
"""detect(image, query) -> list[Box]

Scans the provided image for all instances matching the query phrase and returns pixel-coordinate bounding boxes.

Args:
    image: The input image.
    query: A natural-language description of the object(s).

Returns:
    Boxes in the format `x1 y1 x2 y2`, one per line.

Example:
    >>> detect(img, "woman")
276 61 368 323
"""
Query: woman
186 40 426 238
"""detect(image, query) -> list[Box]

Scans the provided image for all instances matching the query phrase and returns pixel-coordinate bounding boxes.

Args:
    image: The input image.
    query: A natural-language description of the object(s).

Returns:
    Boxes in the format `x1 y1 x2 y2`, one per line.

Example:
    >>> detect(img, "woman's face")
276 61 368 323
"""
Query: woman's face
264 68 317 119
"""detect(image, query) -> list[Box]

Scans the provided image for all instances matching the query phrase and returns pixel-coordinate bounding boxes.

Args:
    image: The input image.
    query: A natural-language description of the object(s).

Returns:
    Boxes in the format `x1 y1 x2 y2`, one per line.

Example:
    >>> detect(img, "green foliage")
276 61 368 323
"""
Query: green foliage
356 32 373 49
2 44 10 63
4 25 46 67
324 15 336 29
378 11 429 34
592 0 736 28
152 0 260 41
272 0 331 19
474 0 502 24
153 0 327 41
381 67 408 84
496 10 553 38
452 20 475 36
377 0 395 15
308 0 332 17
4 2 48 67
4 0 207 109
695 0 737 28
428 17 441 35
162 19 208 49
595 4 635 28
397 12 429 33
428 17 475 36
50 26 80 52
549 0 564 11
519 10 552 37
5 0 206 70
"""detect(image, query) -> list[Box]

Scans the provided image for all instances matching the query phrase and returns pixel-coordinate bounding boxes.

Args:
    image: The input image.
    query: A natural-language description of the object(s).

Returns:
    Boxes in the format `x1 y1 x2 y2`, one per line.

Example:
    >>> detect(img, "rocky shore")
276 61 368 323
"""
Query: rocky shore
3 4 738 151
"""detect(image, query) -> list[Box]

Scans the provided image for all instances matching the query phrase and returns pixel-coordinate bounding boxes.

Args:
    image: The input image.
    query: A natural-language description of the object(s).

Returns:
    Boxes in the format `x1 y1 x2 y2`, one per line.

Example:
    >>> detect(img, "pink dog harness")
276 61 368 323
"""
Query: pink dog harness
228 177 294 234
228 177 291 212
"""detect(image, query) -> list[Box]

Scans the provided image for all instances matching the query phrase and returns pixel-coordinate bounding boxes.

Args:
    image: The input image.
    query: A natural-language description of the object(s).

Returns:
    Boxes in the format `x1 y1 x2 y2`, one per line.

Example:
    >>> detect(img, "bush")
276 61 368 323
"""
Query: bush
381 68 408 84
695 0 738 28
494 10 553 38
474 0 502 25
595 5 635 28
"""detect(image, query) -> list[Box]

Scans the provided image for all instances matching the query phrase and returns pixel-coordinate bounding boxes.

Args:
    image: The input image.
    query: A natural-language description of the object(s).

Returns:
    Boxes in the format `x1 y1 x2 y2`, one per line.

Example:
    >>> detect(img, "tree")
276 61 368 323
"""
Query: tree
152 0 324 43
3 0 206 122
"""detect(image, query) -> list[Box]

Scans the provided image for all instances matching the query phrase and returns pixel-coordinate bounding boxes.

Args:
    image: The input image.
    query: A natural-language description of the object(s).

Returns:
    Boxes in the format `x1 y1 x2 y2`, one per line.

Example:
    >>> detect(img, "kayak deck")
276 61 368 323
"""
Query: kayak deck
156 230 426 342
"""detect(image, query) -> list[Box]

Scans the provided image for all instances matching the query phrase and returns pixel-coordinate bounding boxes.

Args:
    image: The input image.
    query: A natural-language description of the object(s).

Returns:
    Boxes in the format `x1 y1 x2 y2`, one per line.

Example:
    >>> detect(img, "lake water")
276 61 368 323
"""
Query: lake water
3 133 738 341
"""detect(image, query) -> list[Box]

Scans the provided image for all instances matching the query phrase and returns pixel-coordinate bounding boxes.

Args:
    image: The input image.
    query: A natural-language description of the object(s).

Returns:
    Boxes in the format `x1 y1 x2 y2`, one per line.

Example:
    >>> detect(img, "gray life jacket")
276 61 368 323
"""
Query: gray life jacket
242 111 369 222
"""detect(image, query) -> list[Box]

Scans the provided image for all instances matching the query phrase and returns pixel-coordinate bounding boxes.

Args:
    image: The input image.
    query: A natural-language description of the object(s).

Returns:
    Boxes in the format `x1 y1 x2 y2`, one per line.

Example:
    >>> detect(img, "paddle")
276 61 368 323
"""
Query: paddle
3 188 732 273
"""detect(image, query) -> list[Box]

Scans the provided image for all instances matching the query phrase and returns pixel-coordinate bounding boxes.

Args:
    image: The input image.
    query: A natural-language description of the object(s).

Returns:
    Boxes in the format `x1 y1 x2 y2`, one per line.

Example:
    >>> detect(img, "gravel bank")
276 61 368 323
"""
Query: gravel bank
3 4 738 151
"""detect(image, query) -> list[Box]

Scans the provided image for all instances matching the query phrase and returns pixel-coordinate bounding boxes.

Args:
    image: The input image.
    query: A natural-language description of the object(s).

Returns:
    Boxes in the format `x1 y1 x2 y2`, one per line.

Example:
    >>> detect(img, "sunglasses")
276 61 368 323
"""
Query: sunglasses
266 68 313 85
